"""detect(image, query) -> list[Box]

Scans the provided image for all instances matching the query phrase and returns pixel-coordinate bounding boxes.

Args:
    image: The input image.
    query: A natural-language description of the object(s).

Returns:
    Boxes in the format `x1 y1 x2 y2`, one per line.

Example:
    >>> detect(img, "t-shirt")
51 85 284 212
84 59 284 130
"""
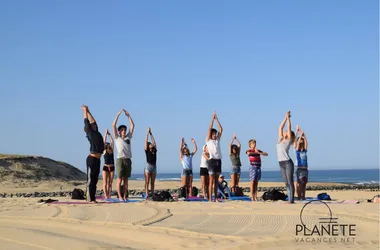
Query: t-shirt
145 148 157 165
182 155 193 169
247 149 262 167
230 154 242 167
276 138 292 162
296 150 308 167
114 132 133 159
206 139 222 160
200 154 208 169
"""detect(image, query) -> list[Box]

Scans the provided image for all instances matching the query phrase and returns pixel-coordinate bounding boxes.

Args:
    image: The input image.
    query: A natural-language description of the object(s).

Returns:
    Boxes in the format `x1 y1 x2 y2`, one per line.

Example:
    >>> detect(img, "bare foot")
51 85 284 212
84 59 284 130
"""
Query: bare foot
119 198 124 202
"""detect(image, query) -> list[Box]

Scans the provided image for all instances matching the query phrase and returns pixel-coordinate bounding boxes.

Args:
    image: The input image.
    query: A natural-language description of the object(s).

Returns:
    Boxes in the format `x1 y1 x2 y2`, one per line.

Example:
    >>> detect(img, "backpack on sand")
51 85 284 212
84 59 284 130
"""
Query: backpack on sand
234 186 244 197
262 189 287 201
152 191 173 202
177 186 187 198
192 187 198 197
71 188 85 200
317 193 331 201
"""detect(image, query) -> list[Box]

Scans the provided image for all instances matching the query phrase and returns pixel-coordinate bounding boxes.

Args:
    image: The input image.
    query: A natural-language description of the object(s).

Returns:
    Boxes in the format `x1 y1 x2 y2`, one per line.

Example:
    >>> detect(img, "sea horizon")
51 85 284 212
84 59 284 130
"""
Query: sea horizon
103 168 379 185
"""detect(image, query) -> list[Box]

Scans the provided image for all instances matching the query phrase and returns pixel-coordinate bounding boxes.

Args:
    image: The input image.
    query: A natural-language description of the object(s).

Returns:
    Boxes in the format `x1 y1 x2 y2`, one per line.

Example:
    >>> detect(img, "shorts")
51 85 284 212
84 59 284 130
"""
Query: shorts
231 166 241 175
103 165 115 172
249 165 261 181
207 159 222 175
296 168 308 184
200 167 209 176
145 163 157 173
181 168 193 177
116 158 132 178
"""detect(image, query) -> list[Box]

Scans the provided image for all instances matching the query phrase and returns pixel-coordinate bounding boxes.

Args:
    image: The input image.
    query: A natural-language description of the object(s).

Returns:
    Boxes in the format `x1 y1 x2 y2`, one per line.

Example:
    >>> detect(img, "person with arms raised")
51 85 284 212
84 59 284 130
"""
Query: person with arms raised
180 137 198 198
112 109 135 201
276 111 296 203
229 134 242 193
82 105 105 203
144 127 157 199
294 126 309 200
102 129 115 199
206 111 223 202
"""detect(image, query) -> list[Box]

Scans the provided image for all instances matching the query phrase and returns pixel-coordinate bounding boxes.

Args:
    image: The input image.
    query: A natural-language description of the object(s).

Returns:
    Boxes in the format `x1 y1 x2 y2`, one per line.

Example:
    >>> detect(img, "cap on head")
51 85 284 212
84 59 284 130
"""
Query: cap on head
202 145 207 151
220 174 224 178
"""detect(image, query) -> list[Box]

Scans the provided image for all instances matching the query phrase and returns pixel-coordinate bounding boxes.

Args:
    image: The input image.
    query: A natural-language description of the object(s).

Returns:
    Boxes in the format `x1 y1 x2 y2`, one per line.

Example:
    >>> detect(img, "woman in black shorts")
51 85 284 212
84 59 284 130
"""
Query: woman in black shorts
200 145 210 199
102 129 115 198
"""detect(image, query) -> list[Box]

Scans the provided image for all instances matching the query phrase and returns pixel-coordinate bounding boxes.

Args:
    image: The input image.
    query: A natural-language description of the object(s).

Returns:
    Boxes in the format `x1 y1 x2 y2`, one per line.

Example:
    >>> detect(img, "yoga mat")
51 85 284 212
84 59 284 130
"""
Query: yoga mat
228 196 252 201
105 198 142 203
51 201 111 205
185 197 224 202
286 197 319 201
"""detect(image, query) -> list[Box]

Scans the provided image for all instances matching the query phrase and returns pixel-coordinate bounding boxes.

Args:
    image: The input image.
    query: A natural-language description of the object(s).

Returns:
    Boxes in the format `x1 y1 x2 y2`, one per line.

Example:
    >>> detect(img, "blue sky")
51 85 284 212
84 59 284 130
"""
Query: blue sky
0 1 378 174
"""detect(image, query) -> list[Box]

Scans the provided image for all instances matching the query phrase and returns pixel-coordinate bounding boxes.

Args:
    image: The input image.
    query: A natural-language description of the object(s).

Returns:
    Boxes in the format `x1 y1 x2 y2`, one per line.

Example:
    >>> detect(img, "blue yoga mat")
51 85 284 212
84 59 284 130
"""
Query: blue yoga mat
285 197 318 201
228 196 252 201
186 197 225 202
106 198 142 203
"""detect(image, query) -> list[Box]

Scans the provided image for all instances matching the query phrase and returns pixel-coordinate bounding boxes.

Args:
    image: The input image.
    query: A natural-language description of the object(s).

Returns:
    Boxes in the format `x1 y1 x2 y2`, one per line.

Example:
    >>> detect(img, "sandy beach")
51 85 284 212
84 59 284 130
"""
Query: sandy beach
0 181 378 250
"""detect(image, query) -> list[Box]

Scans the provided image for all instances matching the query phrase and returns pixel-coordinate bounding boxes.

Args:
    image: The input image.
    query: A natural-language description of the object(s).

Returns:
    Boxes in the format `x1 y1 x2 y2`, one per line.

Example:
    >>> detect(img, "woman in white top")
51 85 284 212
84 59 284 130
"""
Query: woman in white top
276 111 296 203
200 145 210 199
180 137 197 198
206 111 223 202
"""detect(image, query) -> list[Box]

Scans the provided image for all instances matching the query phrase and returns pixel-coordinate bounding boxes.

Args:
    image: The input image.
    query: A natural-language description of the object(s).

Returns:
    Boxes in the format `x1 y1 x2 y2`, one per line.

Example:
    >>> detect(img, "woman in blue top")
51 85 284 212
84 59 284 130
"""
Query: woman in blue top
295 127 308 200
180 137 198 197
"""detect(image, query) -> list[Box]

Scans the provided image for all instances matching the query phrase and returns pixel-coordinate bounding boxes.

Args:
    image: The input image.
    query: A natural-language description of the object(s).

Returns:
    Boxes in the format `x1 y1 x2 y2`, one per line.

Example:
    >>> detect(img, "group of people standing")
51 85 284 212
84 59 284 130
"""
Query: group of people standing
82 105 308 204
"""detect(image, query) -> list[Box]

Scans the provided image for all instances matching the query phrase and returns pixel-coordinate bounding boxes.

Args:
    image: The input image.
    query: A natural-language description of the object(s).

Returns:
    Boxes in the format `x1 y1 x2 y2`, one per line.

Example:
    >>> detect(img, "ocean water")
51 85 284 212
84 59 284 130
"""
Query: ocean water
125 169 379 185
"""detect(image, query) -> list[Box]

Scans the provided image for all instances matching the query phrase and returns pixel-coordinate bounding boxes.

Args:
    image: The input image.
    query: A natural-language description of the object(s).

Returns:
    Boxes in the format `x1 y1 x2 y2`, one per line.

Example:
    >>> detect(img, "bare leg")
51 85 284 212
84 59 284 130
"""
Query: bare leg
250 181 254 200
102 170 108 198
236 174 240 188
189 176 193 197
151 172 156 195
117 178 123 201
144 171 150 199
253 180 259 201
214 174 220 202
108 171 114 198
123 178 129 200
231 173 236 193
208 175 214 202
186 175 191 197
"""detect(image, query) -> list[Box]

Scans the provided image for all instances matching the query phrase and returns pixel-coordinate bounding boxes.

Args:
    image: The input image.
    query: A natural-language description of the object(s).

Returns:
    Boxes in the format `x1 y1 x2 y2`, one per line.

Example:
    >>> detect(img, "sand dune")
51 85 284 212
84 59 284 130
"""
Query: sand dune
0 189 379 250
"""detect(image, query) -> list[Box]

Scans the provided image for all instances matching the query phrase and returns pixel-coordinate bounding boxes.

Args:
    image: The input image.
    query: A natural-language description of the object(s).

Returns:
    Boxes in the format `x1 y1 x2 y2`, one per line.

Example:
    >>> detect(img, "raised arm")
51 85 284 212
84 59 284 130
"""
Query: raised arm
86 106 96 124
103 129 108 145
278 113 287 141
112 109 124 138
206 112 216 141
82 105 91 134
303 132 308 150
229 135 235 155
235 135 241 153
108 131 114 150
124 110 135 135
294 125 300 147
150 131 157 149
285 111 292 140
191 138 197 155
215 113 223 140
180 137 186 160
144 128 149 151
